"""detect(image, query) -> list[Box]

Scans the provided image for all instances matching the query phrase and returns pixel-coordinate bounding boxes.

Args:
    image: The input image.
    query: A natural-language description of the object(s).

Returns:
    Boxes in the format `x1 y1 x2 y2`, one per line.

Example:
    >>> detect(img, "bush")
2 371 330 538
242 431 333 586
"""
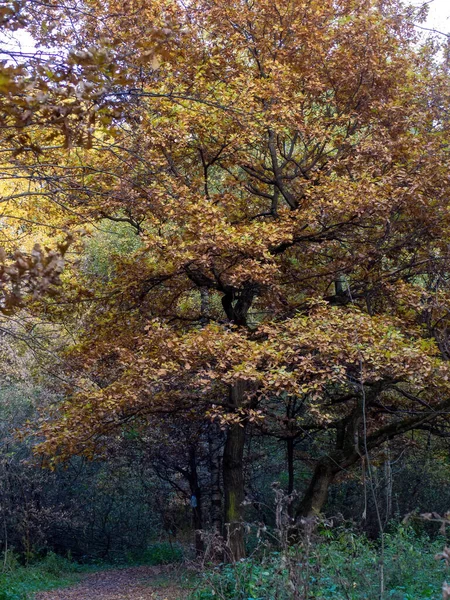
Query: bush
128 542 183 566
315 525 446 599
190 526 448 600
39 552 82 577
193 557 289 600
0 552 83 600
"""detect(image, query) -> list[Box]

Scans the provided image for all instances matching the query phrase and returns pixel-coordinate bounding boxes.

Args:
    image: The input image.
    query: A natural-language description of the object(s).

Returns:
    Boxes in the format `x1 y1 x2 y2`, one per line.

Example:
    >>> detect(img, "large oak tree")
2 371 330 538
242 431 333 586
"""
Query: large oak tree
6 0 450 559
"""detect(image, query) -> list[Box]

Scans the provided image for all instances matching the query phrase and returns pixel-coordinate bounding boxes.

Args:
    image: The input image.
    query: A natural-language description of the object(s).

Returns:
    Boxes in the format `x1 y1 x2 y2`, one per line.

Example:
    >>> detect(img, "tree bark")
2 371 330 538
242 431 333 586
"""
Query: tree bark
188 446 204 556
296 458 336 518
208 426 223 534
223 380 248 561
287 437 295 496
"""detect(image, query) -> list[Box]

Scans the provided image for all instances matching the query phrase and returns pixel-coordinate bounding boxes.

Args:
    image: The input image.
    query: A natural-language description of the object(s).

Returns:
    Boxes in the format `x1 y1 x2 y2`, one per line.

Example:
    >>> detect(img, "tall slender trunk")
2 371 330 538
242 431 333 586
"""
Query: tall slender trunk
223 380 247 561
208 427 222 534
384 445 392 526
287 437 295 495
189 446 204 556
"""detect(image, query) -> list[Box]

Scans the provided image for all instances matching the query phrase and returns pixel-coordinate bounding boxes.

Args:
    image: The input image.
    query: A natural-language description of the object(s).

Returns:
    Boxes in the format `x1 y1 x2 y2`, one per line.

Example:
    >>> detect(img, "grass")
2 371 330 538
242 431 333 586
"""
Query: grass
0 552 90 600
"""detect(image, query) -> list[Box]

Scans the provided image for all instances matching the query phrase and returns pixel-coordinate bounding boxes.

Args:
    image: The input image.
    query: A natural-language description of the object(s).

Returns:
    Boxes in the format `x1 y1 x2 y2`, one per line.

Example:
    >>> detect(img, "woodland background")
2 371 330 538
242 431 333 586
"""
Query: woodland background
1 0 450 598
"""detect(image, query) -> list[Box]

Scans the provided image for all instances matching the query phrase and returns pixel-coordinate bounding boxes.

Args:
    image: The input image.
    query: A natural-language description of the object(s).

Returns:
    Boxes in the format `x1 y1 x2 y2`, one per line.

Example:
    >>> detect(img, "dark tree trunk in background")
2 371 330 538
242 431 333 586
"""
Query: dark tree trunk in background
287 437 295 496
223 380 248 561
296 458 336 518
188 446 204 556
286 437 295 518
208 427 223 534
293 390 435 525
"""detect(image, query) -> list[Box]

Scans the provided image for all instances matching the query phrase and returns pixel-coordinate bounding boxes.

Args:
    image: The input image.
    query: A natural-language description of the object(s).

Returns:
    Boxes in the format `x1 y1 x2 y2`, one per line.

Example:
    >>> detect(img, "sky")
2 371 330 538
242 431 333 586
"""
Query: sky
4 0 450 56
419 0 450 34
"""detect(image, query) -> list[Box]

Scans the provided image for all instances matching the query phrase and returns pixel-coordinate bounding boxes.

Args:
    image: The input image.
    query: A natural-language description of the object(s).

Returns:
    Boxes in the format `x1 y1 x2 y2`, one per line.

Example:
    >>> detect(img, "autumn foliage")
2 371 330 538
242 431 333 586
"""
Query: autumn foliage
2 0 450 561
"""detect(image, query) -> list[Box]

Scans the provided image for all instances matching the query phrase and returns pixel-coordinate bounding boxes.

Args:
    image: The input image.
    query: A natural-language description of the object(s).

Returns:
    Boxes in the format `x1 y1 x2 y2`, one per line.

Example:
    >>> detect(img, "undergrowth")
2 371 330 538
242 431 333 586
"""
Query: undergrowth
0 552 86 600
2 527 447 599
125 541 184 566
0 542 184 599
191 526 448 599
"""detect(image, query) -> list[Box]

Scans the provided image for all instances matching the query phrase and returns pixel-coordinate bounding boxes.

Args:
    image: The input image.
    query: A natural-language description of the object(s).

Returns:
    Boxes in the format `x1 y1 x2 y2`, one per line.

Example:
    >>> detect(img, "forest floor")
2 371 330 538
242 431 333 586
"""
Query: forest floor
34 565 190 600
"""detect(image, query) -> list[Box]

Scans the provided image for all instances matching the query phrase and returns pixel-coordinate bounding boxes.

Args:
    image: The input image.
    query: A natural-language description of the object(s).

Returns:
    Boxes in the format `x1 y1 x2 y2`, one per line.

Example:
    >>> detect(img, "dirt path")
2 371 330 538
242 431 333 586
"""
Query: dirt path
35 565 190 600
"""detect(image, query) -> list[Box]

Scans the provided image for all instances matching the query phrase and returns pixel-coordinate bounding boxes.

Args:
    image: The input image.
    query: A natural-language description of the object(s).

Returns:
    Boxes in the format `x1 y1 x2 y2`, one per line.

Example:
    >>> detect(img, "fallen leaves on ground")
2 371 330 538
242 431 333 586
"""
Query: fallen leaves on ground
35 565 189 600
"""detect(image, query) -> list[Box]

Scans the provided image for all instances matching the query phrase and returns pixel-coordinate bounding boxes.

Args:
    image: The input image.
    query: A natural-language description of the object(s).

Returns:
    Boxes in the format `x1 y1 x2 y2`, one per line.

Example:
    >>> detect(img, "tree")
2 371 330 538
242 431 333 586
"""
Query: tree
0 233 71 317
10 0 450 559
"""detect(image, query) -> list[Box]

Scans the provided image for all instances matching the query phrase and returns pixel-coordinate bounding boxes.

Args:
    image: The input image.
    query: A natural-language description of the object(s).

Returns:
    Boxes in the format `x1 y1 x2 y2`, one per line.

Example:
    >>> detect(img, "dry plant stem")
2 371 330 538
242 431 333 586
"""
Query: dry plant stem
348 280 386 600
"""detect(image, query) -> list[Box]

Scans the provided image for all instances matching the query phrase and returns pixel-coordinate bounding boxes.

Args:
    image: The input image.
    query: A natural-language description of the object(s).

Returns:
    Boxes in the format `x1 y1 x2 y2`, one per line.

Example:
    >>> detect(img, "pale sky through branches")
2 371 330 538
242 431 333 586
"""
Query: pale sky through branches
4 1 450 58
420 0 450 33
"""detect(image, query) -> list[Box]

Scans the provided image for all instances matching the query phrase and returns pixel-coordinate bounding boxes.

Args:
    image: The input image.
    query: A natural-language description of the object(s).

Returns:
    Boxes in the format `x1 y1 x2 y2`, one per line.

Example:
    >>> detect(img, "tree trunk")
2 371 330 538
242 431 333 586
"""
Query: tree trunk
384 444 392 526
223 421 246 560
292 394 450 533
287 437 295 495
223 381 248 561
296 458 335 518
208 426 223 534
188 446 204 556
287 437 295 518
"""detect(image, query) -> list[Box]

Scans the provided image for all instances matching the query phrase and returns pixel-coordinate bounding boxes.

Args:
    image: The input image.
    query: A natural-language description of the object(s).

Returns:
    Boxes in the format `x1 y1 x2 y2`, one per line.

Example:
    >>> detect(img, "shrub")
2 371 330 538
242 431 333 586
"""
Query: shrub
193 556 290 600
0 552 83 600
39 552 82 577
190 526 448 600
128 542 183 566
